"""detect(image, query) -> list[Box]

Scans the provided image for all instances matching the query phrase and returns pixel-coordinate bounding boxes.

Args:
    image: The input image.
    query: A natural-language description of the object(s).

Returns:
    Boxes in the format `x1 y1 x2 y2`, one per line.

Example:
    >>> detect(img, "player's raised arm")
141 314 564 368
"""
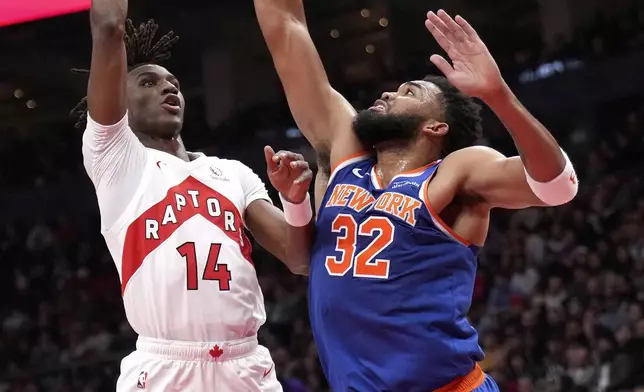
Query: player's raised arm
426 10 578 209
254 0 361 169
87 0 128 124
78 0 150 231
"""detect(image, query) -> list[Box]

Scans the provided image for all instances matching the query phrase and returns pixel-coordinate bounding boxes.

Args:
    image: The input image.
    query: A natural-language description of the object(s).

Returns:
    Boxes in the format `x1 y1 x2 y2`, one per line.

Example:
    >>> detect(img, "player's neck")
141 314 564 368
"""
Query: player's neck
374 144 440 187
137 133 190 162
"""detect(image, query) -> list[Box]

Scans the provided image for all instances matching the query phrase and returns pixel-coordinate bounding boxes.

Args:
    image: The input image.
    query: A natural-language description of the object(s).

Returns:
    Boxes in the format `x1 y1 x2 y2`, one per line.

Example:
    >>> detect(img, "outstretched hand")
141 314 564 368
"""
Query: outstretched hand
264 146 312 204
425 10 505 101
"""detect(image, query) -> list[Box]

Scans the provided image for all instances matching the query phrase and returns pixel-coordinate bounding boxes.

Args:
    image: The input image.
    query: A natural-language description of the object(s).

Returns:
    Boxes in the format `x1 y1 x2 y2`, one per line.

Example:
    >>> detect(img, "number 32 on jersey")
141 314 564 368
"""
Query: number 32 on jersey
325 214 394 279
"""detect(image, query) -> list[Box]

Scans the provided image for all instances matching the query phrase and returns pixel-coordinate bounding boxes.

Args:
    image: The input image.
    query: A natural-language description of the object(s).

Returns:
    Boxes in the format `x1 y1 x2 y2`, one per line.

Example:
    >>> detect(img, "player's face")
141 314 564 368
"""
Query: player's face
127 64 185 139
371 80 442 117
352 80 444 148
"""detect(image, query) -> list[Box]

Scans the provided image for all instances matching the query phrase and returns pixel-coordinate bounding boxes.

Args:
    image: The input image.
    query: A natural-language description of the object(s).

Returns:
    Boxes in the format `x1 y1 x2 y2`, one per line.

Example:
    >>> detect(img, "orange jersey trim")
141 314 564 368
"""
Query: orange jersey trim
434 364 485 392
421 172 472 247
330 151 370 176
371 161 439 190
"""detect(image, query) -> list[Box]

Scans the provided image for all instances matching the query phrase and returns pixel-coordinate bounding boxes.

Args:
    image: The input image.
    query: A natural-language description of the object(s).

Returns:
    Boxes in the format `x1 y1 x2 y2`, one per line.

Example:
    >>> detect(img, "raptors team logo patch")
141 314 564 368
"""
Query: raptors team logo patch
210 166 223 177
137 371 148 389
209 166 230 182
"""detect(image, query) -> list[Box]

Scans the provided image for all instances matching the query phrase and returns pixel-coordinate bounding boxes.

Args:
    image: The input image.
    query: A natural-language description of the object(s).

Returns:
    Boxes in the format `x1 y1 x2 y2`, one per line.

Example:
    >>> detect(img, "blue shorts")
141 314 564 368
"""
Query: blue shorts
437 366 498 392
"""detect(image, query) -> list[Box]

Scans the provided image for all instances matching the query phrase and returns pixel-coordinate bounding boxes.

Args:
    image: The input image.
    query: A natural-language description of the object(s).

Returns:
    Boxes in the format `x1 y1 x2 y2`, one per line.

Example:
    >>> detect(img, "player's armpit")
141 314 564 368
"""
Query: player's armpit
449 146 549 210
254 0 362 168
87 0 128 126
245 200 313 275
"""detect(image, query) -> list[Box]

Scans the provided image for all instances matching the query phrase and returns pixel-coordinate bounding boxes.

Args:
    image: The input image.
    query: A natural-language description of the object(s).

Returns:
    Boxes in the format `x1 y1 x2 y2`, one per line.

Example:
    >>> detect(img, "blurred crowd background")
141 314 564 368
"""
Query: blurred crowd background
1 0 643 391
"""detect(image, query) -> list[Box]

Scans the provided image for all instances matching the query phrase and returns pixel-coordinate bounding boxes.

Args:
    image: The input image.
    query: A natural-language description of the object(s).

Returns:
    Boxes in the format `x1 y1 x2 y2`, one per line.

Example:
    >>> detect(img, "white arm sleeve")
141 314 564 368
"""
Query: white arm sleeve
234 161 273 209
82 113 148 230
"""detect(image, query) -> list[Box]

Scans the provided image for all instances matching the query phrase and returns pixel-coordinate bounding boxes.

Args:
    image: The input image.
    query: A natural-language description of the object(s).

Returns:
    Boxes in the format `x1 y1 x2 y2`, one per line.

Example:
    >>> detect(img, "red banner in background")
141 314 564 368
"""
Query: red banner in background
0 0 90 28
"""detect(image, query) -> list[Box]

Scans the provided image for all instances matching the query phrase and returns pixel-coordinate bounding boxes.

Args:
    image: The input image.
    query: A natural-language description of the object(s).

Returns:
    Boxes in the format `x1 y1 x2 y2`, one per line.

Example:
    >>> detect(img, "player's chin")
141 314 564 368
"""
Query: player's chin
158 111 184 126
152 116 183 137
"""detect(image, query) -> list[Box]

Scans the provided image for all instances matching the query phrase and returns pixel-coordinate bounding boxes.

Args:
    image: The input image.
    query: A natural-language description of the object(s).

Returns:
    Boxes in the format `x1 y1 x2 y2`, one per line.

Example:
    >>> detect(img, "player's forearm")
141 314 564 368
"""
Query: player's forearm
484 83 565 182
283 222 314 276
90 0 127 32
87 0 128 126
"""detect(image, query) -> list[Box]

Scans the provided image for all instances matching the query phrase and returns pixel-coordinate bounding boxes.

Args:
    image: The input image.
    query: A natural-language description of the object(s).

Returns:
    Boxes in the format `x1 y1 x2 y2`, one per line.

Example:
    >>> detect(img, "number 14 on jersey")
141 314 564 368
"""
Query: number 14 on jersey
177 242 232 291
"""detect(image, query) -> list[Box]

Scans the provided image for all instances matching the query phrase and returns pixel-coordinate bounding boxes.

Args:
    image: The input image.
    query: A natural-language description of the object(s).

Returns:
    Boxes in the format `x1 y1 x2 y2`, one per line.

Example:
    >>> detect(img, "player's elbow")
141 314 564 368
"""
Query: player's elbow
288 263 310 276
282 247 311 276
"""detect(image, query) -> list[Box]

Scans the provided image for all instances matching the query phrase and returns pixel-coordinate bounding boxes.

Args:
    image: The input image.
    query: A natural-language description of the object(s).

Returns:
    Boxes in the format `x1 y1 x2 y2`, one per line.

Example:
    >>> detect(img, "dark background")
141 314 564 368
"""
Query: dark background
1 0 644 391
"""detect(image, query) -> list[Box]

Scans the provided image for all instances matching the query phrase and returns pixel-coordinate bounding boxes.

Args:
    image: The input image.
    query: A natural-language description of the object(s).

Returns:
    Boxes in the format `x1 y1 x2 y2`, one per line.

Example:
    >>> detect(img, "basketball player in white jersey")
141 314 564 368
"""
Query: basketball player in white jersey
71 1 315 390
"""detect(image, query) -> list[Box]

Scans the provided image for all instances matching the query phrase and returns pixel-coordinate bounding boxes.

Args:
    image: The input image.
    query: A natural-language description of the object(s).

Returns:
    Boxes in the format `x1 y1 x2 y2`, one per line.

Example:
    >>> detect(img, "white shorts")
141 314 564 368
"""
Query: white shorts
116 335 282 392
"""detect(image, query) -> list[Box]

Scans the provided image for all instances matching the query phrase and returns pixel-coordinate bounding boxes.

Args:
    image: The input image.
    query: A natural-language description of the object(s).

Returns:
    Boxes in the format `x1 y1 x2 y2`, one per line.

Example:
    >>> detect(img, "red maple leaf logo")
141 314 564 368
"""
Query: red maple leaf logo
209 345 224 358
569 172 577 185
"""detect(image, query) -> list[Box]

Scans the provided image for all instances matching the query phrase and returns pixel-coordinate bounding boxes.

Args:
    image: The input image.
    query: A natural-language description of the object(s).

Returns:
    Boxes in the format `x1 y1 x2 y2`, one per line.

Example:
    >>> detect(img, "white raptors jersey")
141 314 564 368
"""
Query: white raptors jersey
82 114 269 342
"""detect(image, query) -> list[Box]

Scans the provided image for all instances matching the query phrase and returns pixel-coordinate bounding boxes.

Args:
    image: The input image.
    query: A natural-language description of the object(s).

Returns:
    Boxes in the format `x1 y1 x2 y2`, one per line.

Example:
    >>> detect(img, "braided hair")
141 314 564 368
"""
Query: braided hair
70 19 179 129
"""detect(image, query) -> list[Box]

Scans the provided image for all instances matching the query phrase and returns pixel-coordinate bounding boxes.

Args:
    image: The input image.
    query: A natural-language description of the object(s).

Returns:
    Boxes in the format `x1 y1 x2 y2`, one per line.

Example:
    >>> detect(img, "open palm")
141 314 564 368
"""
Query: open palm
425 10 504 100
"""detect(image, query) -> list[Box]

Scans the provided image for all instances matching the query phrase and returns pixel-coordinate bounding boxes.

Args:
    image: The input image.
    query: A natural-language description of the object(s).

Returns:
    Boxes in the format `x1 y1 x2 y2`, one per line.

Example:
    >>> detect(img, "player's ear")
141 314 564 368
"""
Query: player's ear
422 121 448 137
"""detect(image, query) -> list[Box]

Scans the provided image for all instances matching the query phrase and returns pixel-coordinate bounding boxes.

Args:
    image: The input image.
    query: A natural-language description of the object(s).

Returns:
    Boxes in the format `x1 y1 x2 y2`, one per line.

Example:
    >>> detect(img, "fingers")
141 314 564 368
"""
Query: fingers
455 15 477 38
426 10 474 49
287 159 312 184
436 10 467 42
291 167 313 201
268 149 313 201
289 160 310 171
294 166 313 185
425 15 452 53
274 150 305 164
266 147 305 173
268 149 310 178
264 145 278 172
429 54 455 78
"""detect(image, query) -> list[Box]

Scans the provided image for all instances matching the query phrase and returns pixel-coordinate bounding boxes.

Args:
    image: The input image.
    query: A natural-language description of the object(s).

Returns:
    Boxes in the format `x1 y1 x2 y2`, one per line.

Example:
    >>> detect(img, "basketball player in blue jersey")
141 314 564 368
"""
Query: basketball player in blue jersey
256 3 579 391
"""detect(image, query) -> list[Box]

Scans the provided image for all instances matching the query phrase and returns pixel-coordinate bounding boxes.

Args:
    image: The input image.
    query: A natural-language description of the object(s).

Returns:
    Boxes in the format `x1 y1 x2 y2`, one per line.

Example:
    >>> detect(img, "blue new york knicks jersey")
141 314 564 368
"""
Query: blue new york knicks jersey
309 153 486 391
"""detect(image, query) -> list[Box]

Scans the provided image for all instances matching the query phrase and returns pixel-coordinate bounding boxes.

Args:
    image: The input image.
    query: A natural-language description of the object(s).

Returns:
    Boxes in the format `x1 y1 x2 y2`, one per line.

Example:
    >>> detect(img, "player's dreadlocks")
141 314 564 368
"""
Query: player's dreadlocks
70 19 179 129
423 74 483 157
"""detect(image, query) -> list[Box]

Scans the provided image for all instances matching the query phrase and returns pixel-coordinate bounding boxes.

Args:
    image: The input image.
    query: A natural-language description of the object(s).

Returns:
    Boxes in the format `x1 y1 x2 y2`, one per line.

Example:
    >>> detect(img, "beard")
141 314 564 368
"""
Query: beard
352 110 425 149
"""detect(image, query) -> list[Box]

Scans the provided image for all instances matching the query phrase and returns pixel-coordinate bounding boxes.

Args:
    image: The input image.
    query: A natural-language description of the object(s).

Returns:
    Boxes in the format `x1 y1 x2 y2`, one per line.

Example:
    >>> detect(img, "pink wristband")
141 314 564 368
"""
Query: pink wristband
279 193 312 227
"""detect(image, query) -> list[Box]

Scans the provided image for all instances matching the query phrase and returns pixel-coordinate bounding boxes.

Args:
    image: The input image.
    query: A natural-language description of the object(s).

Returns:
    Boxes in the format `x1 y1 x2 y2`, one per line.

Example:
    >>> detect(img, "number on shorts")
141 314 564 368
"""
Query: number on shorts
325 214 394 279
177 242 232 291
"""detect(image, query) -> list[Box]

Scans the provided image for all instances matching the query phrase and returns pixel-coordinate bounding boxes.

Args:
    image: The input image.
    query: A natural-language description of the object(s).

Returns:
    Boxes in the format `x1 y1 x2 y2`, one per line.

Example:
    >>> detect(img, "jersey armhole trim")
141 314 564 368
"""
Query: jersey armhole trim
419 171 472 247
327 151 371 187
